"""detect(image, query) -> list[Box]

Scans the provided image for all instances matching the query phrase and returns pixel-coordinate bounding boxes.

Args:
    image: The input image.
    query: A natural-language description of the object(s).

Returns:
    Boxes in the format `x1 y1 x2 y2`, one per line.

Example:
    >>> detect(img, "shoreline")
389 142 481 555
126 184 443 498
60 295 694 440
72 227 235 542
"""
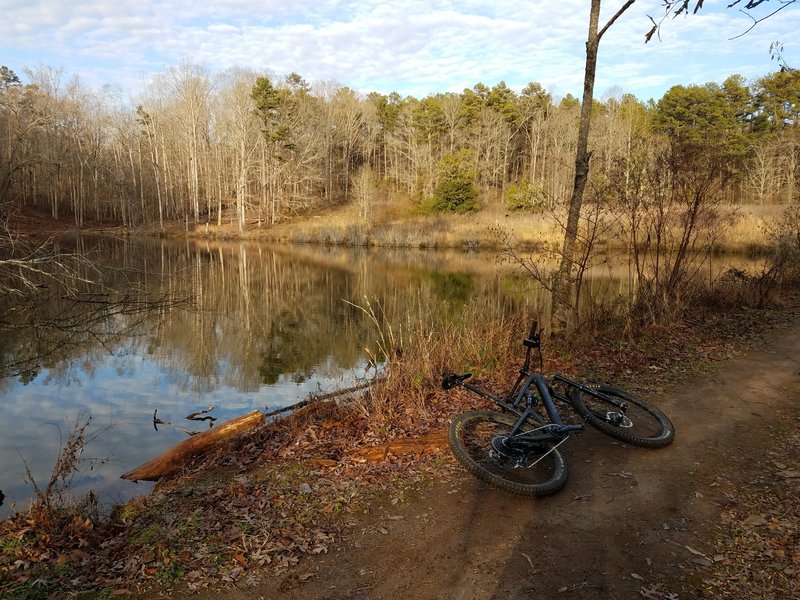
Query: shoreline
12 208 780 256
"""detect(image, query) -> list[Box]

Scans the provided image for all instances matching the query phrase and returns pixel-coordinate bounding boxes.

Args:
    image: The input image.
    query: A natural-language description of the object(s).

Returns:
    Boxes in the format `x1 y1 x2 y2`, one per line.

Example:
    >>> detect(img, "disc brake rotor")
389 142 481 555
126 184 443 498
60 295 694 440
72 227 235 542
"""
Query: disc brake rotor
605 411 633 428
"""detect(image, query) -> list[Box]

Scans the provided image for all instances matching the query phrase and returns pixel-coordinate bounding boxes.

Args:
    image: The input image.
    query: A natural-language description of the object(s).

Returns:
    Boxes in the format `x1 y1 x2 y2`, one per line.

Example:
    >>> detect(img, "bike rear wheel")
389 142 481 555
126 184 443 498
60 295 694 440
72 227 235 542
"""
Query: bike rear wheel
570 384 674 448
448 410 569 497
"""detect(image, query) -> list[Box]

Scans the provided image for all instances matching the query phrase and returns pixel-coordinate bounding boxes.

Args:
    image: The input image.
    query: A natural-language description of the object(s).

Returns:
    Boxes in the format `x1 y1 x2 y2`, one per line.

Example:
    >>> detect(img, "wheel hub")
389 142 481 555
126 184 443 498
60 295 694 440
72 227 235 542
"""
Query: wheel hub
605 411 633 428
489 435 545 468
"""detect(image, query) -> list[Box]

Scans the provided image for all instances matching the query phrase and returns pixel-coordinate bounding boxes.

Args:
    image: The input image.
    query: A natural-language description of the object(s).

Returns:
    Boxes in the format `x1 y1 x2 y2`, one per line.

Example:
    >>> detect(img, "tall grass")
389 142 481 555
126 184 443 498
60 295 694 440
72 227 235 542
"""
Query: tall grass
717 203 790 253
180 196 792 257
254 205 564 251
700 204 800 309
350 294 533 429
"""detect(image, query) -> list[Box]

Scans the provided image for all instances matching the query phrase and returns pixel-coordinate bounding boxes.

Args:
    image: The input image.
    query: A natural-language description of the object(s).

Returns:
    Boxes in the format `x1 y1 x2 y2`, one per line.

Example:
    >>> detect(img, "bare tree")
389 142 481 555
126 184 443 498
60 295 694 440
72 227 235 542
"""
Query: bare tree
331 87 367 201
551 0 636 332
215 68 260 232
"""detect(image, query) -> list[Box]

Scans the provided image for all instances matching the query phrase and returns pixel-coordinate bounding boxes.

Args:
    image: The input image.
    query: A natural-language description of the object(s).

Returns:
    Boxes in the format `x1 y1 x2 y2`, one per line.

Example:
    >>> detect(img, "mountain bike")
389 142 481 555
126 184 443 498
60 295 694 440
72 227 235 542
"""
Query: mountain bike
441 321 675 497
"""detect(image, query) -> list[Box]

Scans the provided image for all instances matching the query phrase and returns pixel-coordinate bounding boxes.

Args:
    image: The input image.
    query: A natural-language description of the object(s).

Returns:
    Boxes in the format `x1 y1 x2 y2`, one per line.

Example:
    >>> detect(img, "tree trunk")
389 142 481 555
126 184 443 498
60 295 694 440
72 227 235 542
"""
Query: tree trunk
551 0 601 332
551 0 635 333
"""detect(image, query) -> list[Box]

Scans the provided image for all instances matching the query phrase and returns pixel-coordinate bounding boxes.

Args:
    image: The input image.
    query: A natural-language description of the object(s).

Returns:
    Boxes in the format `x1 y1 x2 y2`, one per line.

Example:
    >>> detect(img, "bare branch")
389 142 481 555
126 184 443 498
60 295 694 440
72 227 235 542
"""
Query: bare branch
729 2 796 39
648 0 796 41
599 0 637 41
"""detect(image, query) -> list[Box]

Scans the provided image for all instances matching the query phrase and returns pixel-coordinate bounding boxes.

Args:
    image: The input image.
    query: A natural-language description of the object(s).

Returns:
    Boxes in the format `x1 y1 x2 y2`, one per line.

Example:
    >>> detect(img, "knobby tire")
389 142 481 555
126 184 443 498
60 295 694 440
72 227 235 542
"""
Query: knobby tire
449 410 569 497
570 384 674 448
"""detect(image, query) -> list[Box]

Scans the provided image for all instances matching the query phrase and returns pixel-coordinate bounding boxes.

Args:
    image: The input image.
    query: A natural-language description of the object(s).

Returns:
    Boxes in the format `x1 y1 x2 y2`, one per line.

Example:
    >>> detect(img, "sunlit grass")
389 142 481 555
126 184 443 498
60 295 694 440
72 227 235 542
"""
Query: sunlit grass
186 197 791 255
718 203 787 253
254 201 563 250
350 294 536 428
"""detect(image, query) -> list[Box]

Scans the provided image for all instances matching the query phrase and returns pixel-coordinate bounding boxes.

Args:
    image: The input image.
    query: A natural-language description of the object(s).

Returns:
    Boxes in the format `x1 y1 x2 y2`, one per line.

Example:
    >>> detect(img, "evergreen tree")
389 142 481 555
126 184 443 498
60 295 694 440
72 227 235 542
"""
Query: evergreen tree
429 150 479 214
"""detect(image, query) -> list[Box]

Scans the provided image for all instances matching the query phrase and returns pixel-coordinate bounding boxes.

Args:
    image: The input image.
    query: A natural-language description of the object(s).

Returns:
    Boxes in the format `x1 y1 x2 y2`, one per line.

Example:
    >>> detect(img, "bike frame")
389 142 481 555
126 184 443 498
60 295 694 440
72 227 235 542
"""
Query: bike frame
458 369 585 439
444 322 630 445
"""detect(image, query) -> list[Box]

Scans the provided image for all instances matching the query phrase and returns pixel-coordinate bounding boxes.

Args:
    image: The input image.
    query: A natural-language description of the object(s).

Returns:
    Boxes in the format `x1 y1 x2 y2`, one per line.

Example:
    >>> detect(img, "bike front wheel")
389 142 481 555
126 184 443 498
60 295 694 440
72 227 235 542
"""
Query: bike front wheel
570 384 675 448
448 410 569 497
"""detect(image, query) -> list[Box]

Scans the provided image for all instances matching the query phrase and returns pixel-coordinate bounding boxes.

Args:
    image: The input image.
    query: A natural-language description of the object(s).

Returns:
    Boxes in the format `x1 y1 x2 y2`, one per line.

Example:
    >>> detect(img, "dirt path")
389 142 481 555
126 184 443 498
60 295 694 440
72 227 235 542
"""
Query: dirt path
199 323 800 600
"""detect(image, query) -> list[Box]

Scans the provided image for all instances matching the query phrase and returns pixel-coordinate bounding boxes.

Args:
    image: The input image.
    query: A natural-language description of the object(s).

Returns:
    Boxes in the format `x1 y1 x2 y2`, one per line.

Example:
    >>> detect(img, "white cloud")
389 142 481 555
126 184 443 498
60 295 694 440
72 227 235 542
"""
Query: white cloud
0 0 797 100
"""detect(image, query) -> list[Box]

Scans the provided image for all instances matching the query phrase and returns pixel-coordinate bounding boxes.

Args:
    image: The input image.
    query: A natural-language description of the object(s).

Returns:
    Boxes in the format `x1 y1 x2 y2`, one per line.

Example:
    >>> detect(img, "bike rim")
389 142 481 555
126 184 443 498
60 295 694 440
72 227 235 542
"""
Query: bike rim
458 417 562 486
585 396 664 439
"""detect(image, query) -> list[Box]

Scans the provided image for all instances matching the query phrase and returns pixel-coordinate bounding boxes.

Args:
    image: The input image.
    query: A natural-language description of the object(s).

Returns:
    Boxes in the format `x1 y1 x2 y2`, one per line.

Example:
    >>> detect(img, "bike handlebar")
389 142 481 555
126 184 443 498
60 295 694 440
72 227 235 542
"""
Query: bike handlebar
442 372 472 390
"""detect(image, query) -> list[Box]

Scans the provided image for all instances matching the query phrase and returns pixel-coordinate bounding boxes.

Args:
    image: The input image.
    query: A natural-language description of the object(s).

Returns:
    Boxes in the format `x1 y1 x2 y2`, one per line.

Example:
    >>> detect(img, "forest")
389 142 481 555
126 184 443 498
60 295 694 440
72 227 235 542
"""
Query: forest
0 62 798 235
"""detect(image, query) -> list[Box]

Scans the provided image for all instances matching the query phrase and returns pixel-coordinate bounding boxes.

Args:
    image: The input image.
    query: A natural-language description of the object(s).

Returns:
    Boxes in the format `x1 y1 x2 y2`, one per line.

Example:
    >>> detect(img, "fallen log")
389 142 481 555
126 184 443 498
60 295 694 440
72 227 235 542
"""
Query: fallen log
350 430 449 462
121 409 265 482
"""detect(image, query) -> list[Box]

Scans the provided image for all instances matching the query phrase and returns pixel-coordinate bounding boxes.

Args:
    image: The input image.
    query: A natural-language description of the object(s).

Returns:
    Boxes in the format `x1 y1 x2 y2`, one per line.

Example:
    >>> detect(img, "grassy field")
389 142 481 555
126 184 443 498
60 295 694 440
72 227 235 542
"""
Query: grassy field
182 200 788 255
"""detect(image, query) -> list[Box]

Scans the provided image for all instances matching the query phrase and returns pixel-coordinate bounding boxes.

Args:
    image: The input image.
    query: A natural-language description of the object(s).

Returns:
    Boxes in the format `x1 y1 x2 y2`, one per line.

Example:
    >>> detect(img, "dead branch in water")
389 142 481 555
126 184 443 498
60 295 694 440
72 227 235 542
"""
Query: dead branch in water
122 410 265 481
263 381 373 418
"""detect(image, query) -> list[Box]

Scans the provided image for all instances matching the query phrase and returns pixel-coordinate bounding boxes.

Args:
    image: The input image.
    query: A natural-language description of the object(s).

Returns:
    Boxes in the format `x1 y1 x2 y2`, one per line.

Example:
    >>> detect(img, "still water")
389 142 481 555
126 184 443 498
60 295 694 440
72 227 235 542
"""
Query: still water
0 237 532 517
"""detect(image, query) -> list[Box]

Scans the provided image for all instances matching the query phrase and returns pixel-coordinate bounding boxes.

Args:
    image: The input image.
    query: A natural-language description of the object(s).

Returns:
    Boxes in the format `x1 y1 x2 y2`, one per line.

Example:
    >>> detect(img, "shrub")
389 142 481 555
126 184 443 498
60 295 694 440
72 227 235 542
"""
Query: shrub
504 180 548 212
427 150 479 214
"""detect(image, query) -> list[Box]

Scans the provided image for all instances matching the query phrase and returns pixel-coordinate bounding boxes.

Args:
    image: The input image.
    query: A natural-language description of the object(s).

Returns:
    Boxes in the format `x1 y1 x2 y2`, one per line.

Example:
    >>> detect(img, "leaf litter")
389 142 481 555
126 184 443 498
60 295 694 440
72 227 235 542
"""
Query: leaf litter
692 410 800 599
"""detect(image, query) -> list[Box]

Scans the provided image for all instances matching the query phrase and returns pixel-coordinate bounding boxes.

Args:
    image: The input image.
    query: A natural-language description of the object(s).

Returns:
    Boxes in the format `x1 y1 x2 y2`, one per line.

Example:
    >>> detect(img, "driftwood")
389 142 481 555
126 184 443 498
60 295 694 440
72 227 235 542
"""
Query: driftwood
121 409 265 482
263 382 372 418
152 408 200 435
350 430 449 462
123 383 373 482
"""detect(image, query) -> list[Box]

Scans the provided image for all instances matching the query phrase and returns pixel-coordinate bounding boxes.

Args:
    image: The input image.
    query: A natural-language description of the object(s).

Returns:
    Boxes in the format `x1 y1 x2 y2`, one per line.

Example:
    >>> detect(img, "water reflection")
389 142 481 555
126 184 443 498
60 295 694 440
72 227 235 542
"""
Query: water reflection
0 238 529 517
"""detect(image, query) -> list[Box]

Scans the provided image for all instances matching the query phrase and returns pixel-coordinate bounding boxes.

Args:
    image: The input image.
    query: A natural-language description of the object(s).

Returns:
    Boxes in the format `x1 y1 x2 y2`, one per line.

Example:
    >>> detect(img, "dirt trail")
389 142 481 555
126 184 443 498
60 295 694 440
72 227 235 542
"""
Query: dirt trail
207 323 800 600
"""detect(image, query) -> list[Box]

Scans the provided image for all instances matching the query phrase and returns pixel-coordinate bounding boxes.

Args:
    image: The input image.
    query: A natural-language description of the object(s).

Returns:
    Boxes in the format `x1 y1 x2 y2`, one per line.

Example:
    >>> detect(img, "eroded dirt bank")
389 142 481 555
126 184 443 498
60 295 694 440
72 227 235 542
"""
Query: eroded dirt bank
198 322 800 600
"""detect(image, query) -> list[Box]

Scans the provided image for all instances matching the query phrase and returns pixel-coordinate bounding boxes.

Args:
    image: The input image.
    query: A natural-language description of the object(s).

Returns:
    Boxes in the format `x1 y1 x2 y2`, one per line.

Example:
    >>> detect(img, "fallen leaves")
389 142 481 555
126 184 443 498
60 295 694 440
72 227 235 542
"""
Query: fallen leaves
0 398 453 597
695 411 800 598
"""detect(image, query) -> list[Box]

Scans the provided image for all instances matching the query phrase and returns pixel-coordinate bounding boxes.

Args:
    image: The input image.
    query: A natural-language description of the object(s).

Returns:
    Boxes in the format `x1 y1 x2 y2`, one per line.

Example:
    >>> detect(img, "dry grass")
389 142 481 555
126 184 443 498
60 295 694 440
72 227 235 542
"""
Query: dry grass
351 295 533 428
717 203 788 253
222 202 789 254
155 197 794 256
250 203 563 251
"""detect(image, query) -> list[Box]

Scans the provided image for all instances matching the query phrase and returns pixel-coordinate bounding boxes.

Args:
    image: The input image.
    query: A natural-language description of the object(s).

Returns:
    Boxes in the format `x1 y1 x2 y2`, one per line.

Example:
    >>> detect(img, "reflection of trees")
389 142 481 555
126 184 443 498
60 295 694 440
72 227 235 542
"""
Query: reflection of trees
151 241 403 392
0 236 184 383
1 293 153 381
1 236 532 393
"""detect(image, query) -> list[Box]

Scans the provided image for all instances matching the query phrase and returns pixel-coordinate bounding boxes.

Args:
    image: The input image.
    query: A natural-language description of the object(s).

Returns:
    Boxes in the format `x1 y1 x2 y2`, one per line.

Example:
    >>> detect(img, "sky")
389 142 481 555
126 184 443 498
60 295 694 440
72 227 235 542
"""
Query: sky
0 0 796 103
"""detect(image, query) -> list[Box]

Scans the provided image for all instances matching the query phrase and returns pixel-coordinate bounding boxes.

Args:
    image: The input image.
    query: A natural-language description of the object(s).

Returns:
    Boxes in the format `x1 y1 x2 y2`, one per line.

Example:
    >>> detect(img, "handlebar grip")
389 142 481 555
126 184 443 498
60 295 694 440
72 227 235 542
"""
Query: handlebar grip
442 373 472 390
529 320 538 339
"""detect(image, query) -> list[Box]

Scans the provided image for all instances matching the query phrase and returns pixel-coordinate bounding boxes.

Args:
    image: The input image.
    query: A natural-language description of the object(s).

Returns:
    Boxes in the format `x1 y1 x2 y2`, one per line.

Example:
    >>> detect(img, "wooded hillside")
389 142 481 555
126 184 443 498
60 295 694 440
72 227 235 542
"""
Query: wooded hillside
1 63 798 232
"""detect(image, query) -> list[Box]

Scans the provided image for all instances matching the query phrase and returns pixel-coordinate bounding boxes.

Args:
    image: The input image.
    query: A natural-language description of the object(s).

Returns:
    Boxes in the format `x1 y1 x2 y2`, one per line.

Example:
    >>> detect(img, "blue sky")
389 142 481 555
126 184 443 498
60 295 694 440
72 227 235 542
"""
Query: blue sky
0 0 796 102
